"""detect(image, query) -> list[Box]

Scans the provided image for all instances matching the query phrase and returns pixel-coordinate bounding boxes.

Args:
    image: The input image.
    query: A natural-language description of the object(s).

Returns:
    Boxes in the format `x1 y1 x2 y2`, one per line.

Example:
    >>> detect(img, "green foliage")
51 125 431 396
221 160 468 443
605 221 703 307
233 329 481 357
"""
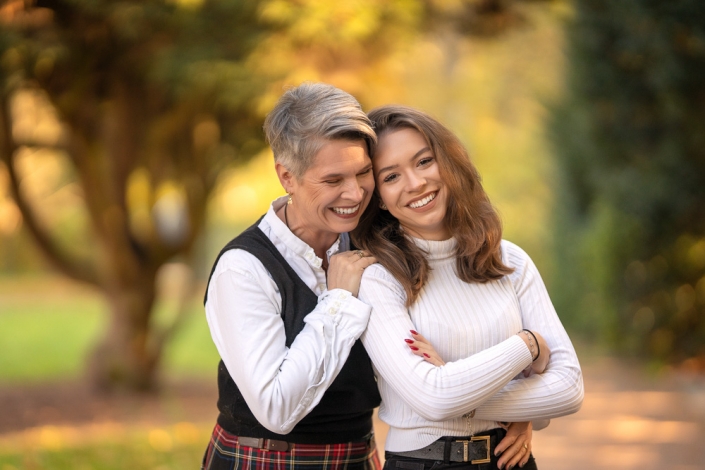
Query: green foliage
550 0 705 363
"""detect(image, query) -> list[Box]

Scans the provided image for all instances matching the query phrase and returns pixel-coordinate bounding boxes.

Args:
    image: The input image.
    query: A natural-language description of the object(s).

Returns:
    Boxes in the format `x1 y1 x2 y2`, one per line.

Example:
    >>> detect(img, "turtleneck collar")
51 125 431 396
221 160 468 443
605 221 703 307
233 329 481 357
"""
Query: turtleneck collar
408 235 456 261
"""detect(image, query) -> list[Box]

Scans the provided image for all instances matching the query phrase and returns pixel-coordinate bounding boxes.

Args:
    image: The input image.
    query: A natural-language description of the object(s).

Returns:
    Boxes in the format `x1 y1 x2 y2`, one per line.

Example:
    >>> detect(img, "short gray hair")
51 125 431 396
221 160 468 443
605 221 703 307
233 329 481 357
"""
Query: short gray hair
263 82 376 178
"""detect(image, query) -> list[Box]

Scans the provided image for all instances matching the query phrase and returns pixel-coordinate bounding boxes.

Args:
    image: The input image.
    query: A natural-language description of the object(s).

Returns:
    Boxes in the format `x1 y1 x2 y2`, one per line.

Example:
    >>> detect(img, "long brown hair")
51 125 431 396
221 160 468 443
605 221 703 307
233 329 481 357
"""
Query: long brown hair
351 105 513 306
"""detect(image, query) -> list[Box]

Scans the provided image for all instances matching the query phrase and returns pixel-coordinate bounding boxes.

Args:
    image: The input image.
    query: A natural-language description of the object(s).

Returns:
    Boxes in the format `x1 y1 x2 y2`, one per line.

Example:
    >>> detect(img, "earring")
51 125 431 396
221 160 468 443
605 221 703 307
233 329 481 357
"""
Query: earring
287 194 293 205
380 202 387 210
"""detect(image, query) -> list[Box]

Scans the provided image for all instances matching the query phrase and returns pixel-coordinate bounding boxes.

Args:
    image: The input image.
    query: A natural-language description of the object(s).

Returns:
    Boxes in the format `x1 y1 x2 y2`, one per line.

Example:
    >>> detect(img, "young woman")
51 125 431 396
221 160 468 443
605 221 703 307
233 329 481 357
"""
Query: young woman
352 105 583 470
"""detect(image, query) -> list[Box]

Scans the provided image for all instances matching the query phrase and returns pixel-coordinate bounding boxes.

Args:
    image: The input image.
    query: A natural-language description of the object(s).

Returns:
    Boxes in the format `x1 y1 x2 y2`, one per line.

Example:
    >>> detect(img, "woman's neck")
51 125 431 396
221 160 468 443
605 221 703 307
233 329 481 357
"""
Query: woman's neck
276 204 336 267
399 223 452 242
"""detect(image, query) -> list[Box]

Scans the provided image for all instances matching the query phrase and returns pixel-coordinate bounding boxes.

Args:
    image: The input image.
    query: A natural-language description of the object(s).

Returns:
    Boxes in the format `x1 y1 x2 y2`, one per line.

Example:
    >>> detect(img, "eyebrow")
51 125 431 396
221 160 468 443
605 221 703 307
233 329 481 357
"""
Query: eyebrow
320 163 373 180
376 147 431 175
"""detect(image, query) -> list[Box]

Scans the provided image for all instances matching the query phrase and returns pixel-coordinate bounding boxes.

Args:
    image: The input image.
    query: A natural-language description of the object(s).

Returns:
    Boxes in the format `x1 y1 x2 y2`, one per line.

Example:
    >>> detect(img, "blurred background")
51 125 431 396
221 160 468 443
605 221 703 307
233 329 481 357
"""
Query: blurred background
0 0 704 469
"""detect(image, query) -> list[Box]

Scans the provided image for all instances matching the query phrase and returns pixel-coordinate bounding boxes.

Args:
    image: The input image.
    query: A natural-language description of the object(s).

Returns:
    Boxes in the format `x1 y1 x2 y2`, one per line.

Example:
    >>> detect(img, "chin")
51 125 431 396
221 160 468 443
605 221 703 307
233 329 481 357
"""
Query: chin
329 218 360 234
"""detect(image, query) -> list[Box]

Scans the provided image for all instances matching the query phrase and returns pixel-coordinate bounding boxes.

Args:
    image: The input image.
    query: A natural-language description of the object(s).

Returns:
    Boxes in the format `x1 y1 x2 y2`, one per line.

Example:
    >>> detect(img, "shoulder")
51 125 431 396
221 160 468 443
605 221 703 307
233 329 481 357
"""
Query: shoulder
500 240 533 284
205 247 281 308
500 240 544 289
211 248 273 283
361 262 401 285
499 239 531 268
360 262 406 302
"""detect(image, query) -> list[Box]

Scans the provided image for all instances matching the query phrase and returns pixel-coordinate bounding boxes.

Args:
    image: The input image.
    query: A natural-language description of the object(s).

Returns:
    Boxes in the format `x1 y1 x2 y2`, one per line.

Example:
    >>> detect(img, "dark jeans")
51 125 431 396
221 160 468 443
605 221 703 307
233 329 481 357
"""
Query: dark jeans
383 453 537 470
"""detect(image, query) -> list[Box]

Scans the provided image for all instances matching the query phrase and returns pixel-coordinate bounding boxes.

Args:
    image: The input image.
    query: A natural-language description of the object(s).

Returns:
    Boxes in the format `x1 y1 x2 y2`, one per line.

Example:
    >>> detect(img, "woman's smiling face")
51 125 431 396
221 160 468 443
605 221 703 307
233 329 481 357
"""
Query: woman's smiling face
282 139 374 239
373 127 450 241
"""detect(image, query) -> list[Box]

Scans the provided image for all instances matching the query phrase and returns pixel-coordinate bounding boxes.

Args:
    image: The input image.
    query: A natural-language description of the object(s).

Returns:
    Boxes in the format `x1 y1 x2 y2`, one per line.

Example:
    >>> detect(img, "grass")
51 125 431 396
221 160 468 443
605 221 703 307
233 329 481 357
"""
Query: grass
0 276 106 383
0 275 219 384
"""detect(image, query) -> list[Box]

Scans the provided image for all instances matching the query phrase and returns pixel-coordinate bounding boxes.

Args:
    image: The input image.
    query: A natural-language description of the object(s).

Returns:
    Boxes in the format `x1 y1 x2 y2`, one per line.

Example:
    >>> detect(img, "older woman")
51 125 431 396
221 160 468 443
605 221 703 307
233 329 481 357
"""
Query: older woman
353 105 583 470
201 83 382 469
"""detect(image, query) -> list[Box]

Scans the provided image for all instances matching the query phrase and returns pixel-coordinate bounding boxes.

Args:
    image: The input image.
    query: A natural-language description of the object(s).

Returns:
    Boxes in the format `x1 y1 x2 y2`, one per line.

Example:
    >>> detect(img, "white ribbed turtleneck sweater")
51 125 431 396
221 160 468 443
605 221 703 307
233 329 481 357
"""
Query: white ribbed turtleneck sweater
359 238 583 452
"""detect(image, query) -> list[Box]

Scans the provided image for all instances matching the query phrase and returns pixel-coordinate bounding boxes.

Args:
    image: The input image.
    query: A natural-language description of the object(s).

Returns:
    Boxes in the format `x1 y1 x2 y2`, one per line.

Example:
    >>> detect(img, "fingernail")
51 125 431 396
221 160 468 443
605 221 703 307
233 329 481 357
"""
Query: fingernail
404 339 414 344
410 330 418 335
410 346 419 351
423 353 430 358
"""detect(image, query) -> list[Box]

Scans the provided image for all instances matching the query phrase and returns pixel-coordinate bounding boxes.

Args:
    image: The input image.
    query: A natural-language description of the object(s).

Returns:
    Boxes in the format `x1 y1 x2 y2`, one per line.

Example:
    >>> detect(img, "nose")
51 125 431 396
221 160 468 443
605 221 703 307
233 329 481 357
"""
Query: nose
342 178 364 202
406 171 426 193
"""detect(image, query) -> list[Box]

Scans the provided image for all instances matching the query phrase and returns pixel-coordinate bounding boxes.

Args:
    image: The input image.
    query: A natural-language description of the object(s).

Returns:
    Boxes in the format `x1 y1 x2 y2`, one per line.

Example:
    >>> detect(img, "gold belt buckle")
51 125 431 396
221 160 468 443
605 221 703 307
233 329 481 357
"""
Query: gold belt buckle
471 435 491 464
456 436 492 463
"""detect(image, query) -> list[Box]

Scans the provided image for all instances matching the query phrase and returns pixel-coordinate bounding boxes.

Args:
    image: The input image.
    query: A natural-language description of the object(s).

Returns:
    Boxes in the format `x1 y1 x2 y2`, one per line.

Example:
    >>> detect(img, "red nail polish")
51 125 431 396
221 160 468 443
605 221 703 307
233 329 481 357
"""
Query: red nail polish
423 353 430 358
410 330 418 335
410 346 419 351
404 339 414 344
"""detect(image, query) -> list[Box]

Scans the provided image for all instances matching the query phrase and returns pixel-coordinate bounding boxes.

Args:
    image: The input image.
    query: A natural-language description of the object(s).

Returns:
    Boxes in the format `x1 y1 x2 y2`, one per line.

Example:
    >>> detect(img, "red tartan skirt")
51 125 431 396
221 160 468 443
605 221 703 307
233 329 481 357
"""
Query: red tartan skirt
201 423 382 470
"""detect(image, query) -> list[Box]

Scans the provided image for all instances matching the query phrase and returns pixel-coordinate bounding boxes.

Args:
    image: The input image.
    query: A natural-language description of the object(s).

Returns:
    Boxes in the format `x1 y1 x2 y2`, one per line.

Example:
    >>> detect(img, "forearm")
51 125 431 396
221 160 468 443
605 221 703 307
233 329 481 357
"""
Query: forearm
363 320 533 421
473 350 584 421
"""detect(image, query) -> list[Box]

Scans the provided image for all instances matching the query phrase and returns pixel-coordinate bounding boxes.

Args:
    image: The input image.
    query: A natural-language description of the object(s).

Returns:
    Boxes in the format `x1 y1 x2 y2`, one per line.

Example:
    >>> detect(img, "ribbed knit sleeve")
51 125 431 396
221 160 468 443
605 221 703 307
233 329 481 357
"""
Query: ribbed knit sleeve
472 241 584 422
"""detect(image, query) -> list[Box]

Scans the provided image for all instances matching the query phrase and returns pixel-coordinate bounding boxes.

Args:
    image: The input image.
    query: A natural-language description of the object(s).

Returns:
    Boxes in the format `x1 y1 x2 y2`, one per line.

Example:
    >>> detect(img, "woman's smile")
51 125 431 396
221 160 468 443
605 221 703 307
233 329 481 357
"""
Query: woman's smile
407 191 438 210
331 203 361 217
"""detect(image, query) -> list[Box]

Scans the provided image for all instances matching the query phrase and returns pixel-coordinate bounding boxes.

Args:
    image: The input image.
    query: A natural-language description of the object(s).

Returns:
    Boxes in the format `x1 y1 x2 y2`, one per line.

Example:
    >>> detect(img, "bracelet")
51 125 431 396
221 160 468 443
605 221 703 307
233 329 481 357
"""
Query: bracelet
520 329 540 362
516 330 534 360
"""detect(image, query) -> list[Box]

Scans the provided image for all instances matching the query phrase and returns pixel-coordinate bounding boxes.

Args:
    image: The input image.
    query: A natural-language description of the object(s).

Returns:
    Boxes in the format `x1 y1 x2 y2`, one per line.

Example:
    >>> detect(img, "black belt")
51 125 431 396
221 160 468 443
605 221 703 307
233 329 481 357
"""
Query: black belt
387 429 504 464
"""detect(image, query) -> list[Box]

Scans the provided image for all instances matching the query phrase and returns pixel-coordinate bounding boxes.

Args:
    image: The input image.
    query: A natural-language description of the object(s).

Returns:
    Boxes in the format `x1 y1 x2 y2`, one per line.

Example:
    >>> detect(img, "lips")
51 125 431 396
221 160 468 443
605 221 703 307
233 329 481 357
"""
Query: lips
408 191 437 209
331 203 361 216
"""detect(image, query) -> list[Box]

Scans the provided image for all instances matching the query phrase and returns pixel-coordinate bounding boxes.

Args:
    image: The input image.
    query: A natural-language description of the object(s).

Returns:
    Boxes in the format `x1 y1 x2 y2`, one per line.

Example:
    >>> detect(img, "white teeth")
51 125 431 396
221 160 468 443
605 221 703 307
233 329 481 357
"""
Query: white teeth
409 192 436 209
332 204 360 215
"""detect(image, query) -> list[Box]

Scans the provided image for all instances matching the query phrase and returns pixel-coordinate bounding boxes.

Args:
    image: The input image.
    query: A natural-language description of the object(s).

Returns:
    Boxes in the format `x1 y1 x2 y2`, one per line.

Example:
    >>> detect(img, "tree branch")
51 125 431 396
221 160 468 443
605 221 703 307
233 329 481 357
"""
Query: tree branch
0 92 100 286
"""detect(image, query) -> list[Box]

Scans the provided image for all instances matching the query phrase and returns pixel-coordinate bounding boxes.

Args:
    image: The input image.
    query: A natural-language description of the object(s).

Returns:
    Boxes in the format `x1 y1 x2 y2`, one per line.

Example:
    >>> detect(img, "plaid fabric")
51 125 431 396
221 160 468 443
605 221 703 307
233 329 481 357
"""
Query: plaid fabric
202 423 382 470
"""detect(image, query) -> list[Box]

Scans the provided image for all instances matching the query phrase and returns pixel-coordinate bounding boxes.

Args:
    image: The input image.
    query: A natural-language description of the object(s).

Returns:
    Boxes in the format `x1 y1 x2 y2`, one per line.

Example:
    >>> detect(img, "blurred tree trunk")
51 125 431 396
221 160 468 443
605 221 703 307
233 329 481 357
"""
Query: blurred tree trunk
93 270 159 391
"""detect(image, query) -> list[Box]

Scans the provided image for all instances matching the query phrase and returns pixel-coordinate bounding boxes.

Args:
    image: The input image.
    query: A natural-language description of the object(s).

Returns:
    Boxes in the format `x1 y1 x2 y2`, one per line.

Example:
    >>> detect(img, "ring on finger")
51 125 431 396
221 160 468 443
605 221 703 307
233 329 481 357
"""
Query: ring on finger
523 443 528 451
355 250 364 259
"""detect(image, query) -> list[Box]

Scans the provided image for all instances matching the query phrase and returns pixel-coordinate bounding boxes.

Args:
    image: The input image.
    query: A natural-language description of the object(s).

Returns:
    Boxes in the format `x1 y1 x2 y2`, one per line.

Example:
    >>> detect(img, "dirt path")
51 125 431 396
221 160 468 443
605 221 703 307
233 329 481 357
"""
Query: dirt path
0 379 218 435
2 357 704 469
514 357 705 470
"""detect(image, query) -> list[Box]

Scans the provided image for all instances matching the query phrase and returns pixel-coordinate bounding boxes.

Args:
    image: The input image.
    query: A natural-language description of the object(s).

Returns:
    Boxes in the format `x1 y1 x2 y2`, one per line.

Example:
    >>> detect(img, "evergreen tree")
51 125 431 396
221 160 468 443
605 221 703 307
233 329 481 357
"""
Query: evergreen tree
551 0 705 365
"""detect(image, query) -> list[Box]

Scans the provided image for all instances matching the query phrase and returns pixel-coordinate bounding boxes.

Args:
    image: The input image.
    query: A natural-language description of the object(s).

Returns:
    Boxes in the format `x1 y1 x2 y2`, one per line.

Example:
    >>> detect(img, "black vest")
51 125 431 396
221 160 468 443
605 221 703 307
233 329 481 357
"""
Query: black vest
204 220 381 444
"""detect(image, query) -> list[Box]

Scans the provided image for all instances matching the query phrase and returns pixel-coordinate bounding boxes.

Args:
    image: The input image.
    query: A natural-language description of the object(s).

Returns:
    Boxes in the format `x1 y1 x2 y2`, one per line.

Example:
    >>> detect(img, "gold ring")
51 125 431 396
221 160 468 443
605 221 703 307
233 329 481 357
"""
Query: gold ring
355 250 364 259
523 443 528 450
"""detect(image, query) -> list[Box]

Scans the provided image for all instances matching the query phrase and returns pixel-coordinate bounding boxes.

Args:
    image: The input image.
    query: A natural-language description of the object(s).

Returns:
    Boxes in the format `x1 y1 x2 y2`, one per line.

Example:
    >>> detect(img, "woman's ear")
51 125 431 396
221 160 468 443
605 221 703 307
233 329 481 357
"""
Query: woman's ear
275 162 295 194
